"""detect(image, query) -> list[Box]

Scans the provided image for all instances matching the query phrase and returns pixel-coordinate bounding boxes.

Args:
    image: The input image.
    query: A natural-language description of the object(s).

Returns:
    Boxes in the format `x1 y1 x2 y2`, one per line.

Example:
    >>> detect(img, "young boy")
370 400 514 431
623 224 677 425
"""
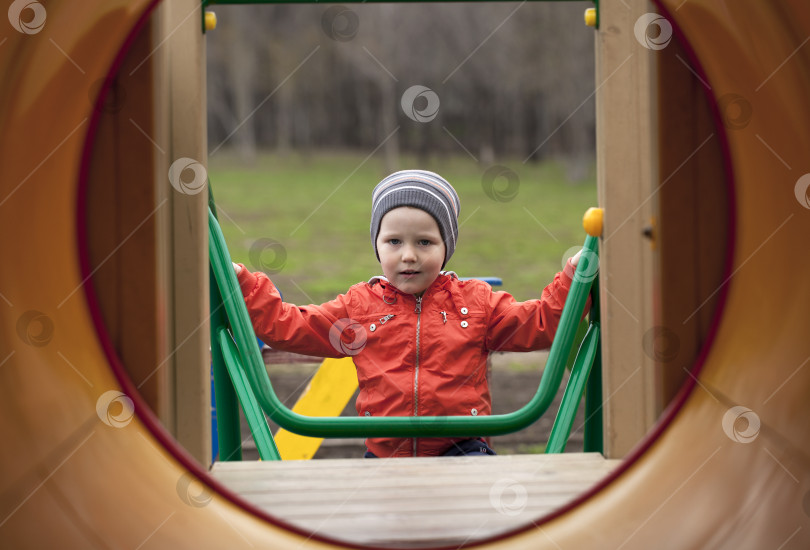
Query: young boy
233 170 584 458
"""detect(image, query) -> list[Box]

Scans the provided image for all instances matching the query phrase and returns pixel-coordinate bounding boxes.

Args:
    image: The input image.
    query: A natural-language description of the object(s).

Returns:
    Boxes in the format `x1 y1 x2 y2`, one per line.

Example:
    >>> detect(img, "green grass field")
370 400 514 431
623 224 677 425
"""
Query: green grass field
209 152 596 305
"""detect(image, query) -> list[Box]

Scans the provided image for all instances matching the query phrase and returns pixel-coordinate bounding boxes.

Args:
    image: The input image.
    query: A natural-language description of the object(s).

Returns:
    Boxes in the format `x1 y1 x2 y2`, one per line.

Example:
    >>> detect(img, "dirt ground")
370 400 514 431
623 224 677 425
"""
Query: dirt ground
237 350 586 460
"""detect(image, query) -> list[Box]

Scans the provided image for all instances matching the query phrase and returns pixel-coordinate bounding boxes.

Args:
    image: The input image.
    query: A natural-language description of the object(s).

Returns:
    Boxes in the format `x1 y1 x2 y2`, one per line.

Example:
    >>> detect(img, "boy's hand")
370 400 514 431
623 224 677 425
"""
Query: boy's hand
232 262 242 275
570 250 582 267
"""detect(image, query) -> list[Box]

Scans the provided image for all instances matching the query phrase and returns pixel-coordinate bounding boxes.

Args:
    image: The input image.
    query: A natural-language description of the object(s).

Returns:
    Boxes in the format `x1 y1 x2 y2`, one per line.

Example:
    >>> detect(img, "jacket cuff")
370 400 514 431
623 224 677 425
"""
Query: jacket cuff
562 258 577 285
236 264 260 296
563 258 594 319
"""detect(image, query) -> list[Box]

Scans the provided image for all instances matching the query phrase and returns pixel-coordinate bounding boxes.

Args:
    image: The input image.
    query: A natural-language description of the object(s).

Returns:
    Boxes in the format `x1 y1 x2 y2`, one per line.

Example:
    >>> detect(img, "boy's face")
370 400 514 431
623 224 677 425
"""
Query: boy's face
376 206 446 296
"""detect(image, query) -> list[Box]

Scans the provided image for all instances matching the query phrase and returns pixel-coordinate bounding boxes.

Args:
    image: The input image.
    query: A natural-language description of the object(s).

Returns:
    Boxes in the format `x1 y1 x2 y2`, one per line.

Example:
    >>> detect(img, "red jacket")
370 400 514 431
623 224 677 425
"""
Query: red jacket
237 261 580 457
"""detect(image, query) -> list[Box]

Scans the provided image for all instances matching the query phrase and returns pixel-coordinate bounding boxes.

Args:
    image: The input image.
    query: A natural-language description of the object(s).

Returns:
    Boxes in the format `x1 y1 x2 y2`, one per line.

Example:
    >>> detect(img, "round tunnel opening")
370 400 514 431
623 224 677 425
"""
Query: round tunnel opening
78 1 734 548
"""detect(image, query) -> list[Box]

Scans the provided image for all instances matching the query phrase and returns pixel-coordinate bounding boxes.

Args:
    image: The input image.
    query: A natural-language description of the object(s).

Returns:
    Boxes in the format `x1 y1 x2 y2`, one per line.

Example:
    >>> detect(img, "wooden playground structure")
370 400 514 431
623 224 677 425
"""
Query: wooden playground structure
1 0 809 547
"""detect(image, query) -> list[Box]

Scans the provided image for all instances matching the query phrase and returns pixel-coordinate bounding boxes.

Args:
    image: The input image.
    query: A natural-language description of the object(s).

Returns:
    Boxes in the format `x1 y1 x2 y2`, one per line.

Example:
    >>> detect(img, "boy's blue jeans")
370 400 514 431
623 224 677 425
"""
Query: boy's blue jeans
364 438 496 458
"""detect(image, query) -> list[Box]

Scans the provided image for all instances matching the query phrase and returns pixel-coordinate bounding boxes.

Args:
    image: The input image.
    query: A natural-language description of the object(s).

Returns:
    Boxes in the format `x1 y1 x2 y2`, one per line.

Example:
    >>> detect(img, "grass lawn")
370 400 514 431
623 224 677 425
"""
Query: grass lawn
209 151 596 306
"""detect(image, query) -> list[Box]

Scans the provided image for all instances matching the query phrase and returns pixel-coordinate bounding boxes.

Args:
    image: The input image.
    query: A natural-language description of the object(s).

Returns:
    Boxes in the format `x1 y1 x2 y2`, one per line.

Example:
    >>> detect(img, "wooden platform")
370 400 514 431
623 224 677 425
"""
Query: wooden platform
211 453 620 547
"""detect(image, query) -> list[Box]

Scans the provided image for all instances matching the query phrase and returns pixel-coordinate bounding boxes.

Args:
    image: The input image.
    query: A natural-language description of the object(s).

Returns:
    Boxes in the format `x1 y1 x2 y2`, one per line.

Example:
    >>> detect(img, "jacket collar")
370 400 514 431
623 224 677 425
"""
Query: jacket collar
368 272 458 304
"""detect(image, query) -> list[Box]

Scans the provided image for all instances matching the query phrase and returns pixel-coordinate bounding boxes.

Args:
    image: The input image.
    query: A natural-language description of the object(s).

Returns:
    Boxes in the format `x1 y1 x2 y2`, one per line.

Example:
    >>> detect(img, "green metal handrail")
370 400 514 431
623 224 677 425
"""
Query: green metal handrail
205 0 593 5
201 2 599 34
209 188 280 460
545 321 600 453
217 328 282 460
211 264 244 461
583 277 603 453
209 207 600 438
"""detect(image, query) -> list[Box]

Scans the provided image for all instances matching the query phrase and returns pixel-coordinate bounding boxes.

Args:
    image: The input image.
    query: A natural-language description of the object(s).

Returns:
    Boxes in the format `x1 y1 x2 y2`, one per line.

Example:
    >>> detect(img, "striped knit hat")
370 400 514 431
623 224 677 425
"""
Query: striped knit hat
370 170 461 268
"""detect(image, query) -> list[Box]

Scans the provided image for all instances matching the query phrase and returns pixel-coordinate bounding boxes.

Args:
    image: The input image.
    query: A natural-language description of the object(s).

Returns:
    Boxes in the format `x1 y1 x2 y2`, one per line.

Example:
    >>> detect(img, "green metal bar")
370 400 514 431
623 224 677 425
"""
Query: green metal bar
583 337 603 452
206 0 589 4
544 322 600 454
583 277 603 453
208 181 219 220
209 207 599 438
208 182 243 461
210 181 281 460
202 1 599 32
565 319 589 372
217 328 282 460
211 268 243 461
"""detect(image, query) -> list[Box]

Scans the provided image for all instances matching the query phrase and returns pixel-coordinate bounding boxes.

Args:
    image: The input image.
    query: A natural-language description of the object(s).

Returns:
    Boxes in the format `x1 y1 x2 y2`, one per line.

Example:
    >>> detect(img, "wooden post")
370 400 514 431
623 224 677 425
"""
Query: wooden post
162 0 211 465
654 18 728 411
87 2 211 465
85 9 172 427
594 0 658 457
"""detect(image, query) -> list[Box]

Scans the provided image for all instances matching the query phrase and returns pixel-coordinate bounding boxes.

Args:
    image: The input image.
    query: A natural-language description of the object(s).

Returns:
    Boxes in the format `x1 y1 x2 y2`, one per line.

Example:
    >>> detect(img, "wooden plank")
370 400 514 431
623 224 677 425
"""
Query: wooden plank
219 472 617 494
150 6 173 429
164 0 211 466
117 9 167 423
211 453 619 546
655 19 727 410
213 451 612 474
224 486 617 515
595 0 658 458
263 348 326 364
84 11 171 425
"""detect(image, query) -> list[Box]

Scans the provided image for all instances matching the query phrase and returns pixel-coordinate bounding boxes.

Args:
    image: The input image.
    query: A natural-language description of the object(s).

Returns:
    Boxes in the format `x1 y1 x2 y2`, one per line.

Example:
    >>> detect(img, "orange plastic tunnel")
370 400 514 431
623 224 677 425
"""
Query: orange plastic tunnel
1 0 809 548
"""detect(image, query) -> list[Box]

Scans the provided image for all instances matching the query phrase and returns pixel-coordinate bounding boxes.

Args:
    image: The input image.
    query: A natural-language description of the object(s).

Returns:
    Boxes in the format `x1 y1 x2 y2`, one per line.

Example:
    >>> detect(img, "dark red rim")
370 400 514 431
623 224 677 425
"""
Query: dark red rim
75 1 737 548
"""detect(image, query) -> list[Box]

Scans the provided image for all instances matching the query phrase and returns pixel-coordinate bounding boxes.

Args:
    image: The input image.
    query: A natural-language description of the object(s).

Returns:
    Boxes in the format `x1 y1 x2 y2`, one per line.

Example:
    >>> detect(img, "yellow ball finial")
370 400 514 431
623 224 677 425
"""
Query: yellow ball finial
205 11 217 31
583 207 603 237
584 8 597 28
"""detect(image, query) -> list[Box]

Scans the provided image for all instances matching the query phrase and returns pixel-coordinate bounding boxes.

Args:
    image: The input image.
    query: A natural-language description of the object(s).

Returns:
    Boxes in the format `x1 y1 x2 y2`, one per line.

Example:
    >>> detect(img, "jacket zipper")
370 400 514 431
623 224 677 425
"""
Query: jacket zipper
413 295 422 457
